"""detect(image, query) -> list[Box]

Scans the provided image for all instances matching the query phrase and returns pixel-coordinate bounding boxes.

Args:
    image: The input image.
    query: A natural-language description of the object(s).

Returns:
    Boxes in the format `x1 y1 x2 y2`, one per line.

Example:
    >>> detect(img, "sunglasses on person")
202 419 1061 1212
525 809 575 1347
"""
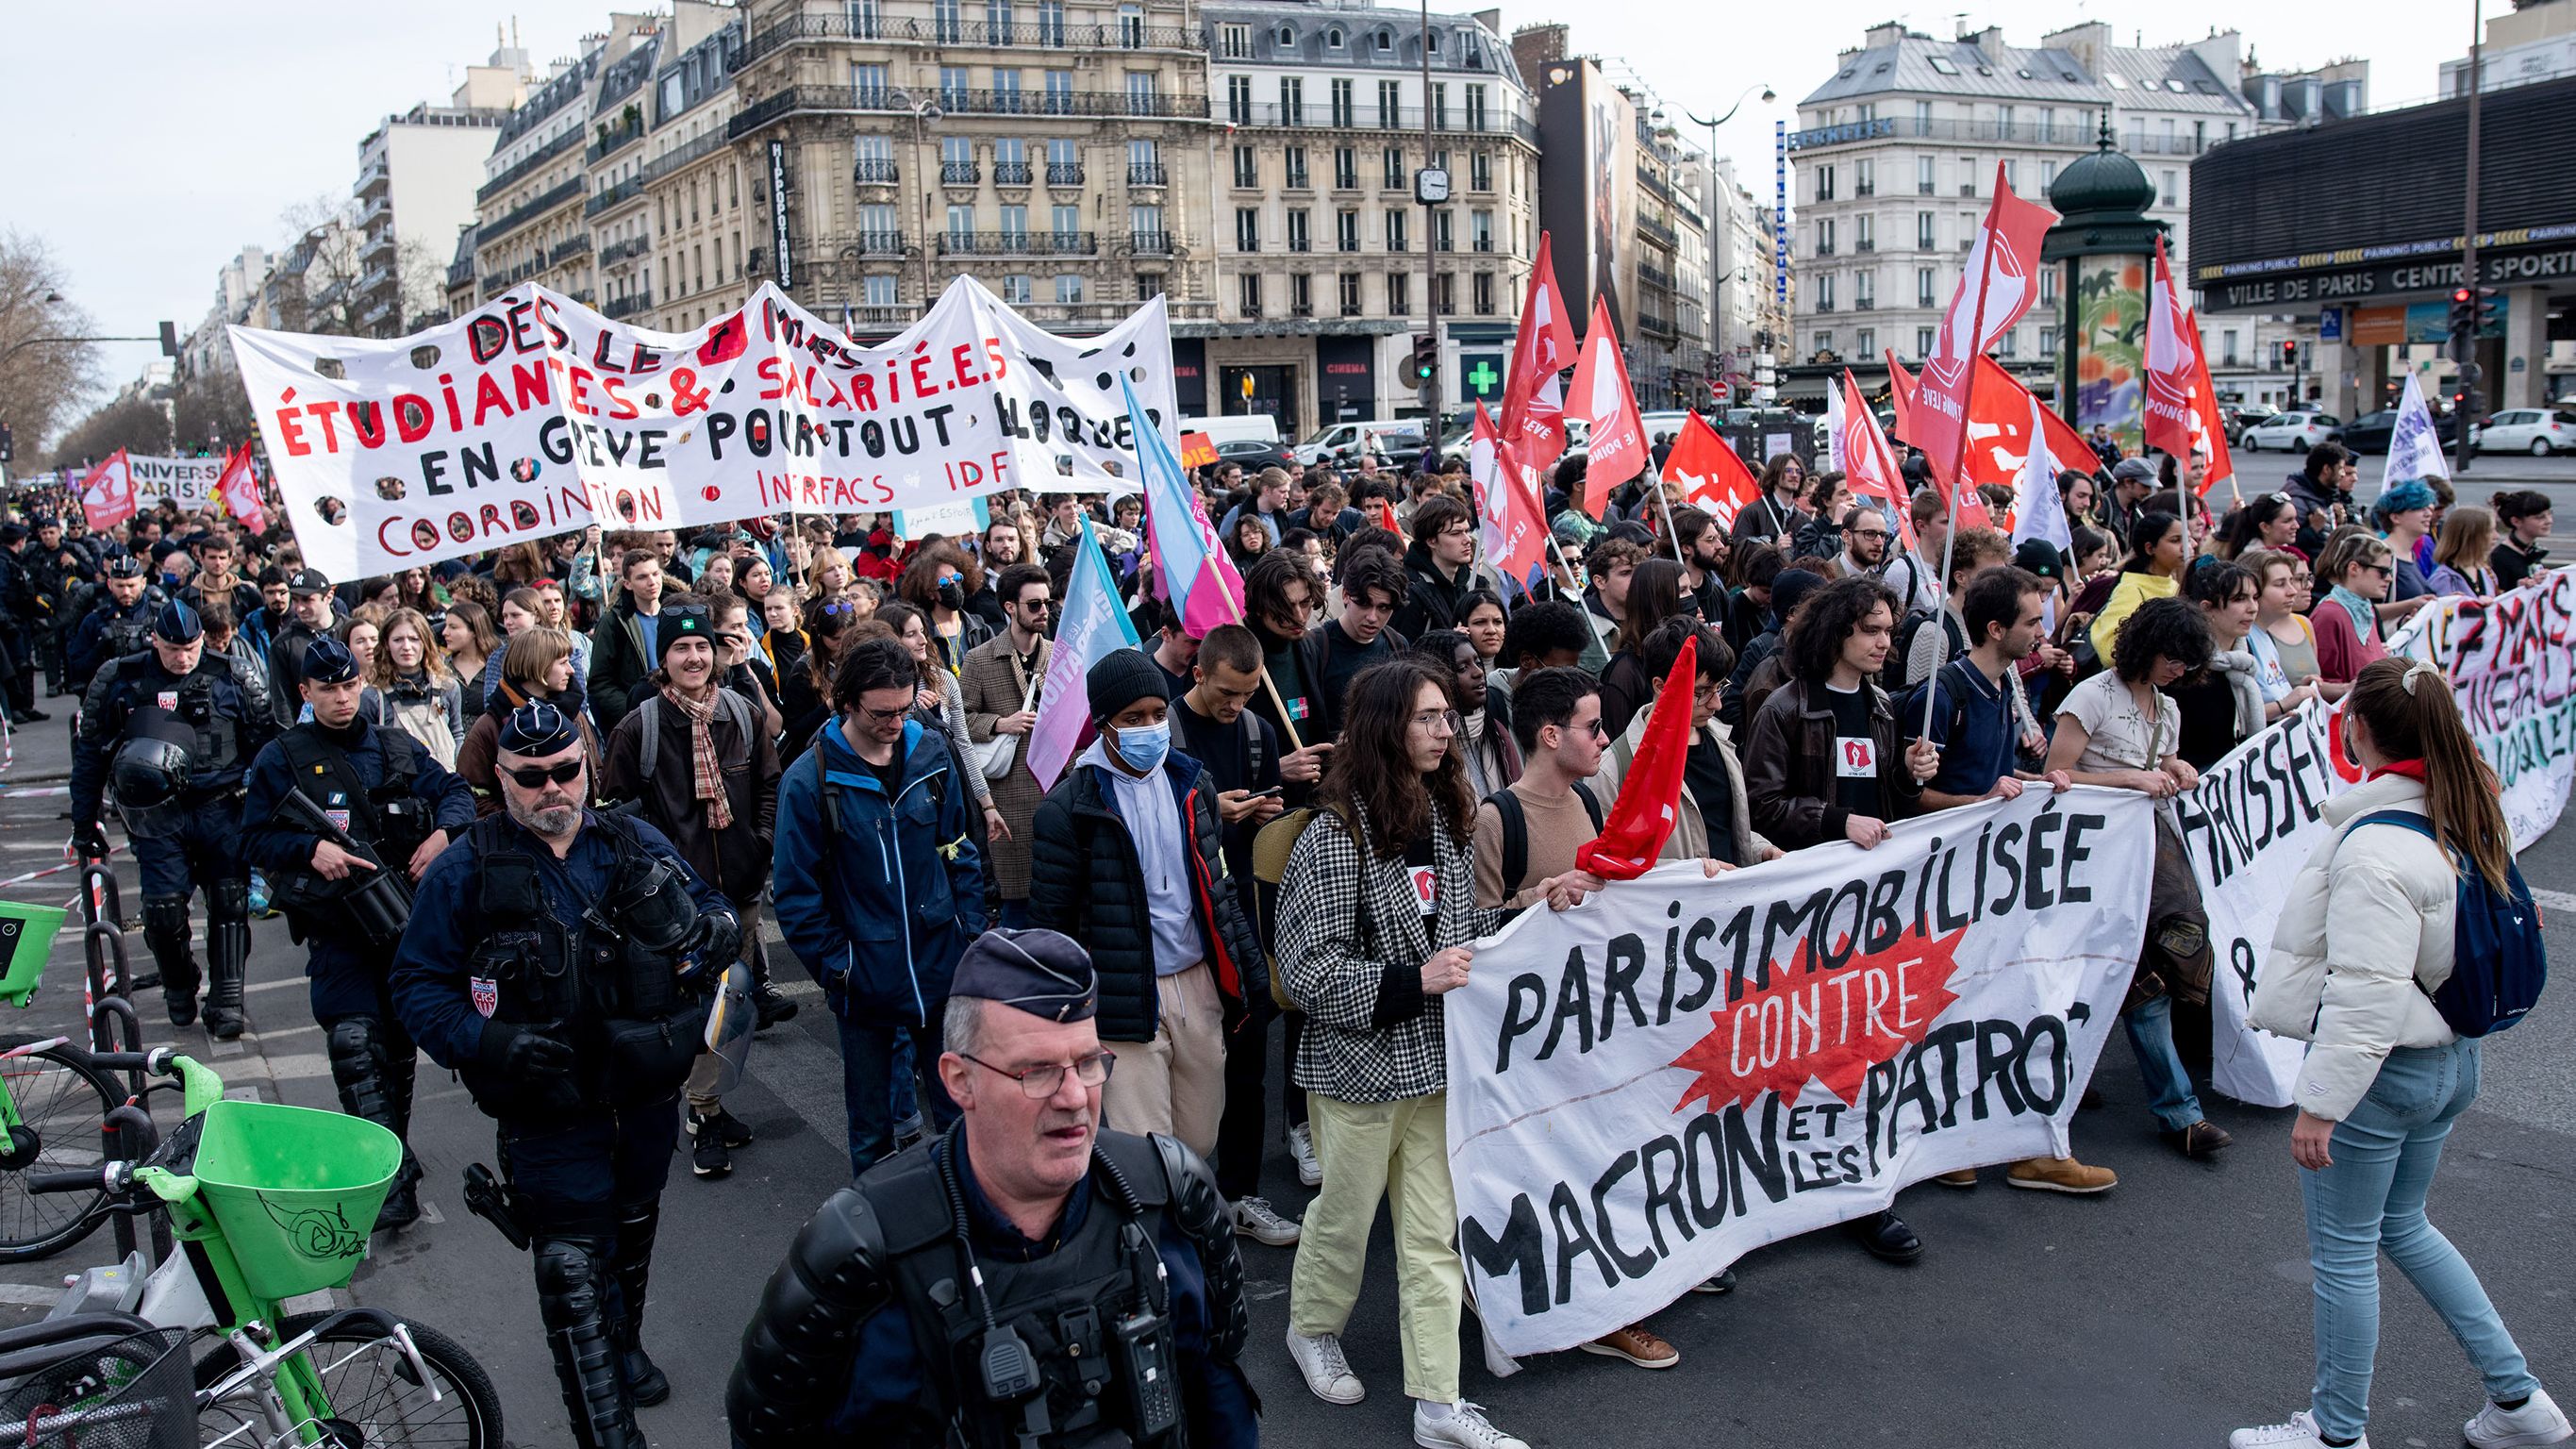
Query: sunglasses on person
502 759 584 789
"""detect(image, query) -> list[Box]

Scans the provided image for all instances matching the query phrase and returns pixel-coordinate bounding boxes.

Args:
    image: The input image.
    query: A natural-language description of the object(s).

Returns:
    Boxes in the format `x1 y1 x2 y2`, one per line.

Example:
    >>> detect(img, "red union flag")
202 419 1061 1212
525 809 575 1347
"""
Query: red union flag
1913 168 2057 487
1661 412 1762 527
2142 237 2197 460
2185 319 2236 497
1567 296 1647 513
1885 351 1917 441
1839 370 1916 548
78 450 137 534
1500 230 1581 470
1471 402 1549 594
214 445 267 533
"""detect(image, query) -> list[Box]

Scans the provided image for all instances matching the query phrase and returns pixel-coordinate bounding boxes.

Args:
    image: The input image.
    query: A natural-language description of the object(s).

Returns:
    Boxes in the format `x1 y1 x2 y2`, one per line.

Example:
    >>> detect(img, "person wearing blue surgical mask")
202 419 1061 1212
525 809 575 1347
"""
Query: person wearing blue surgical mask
1026 647 1265 1169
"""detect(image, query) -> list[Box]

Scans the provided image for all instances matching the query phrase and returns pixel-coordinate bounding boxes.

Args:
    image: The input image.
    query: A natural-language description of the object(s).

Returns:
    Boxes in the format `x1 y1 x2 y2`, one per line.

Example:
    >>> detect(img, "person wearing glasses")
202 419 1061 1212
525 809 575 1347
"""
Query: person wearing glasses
2311 531 2398 686
392 700 742 1449
963 562 1057 927
1836 501 1895 583
726 928 1259 1448
1393 494 1478 641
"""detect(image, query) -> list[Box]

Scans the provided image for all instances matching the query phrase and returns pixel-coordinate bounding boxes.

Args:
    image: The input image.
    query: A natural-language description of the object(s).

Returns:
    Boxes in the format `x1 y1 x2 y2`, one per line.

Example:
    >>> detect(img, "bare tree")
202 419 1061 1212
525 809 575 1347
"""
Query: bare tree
49 396 173 469
171 362 258 454
0 231 104 458
269 195 371 339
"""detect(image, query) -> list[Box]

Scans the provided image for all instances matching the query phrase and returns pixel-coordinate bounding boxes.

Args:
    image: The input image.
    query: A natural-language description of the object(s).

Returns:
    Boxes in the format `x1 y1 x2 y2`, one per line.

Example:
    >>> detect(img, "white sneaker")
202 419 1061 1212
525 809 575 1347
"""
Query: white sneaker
2228 1410 2366 1449
1285 1329 1363 1405
1414 1400 1531 1449
1289 1122 1321 1187
1232 1195 1302 1246
2467 1389 2575 1449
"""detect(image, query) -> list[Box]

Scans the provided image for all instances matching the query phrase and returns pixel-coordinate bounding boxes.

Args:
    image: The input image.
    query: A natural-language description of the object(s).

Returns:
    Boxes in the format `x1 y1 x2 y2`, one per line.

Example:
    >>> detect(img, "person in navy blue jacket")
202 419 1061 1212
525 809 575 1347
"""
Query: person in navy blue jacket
772 635 987 1177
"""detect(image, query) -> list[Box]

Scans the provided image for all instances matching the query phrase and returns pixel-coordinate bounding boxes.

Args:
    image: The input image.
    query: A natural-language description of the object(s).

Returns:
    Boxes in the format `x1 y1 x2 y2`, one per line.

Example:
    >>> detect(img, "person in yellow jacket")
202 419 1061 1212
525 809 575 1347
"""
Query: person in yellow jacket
2086 508 2187 663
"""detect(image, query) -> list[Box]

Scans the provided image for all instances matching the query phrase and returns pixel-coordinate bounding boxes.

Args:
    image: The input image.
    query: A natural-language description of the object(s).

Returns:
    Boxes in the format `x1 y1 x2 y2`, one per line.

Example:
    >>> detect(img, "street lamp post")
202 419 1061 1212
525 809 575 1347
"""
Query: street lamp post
889 89 945 318
1684 84 1774 397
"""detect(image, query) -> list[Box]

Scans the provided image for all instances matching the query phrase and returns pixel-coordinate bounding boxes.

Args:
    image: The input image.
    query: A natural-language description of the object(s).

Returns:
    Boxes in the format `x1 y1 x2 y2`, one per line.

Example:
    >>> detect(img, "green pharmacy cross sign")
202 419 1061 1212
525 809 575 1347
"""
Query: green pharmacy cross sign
1460 354 1504 402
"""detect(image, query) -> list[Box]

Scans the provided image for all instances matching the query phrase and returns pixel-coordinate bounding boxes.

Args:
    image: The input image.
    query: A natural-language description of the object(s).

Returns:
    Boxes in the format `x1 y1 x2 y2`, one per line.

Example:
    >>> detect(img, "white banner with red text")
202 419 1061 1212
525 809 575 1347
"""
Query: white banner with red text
228 276 1177 581
1444 788 2153 1356
2177 566 2573 1108
125 456 225 509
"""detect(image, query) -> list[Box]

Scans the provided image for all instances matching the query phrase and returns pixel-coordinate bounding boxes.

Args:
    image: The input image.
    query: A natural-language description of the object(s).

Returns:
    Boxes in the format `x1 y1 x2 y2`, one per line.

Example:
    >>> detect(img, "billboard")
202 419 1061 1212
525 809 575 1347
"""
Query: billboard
1536 58 1637 339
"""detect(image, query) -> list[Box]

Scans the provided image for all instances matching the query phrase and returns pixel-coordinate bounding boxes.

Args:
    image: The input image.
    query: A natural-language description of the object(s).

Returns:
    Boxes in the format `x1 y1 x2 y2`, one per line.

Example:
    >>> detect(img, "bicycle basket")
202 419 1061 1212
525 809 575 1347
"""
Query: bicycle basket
0 900 69 1008
0 1326 195 1449
189 1100 402 1300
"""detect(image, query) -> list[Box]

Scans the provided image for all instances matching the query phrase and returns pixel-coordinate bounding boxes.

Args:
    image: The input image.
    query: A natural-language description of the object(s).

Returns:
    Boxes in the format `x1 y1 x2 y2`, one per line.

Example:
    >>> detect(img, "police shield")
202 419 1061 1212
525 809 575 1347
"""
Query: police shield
701 960 756 1096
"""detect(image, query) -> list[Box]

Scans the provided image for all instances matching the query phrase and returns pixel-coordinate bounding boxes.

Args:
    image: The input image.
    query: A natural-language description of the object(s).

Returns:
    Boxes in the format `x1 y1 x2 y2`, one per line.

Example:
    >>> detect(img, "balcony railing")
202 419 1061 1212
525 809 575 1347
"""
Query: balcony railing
1131 230 1173 255
585 176 644 216
994 161 1033 185
1127 162 1166 186
1639 216 1678 249
586 116 645 164
741 10 1198 63
806 231 911 259
360 229 397 264
357 264 396 295
604 291 655 320
641 130 729 184
1855 182 1875 196
1222 102 1537 144
854 158 900 184
550 234 593 266
941 161 981 184
477 177 584 244
447 259 476 289
1047 161 1084 185
1284 171 1310 191
733 85 1205 138
1813 242 1836 256
1787 115 2106 152
939 230 1096 256
601 236 652 265
476 126 583 204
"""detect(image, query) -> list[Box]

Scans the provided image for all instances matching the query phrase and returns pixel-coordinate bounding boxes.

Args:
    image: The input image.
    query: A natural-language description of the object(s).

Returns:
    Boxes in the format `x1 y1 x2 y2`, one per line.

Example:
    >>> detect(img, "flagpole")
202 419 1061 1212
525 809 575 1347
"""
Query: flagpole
1650 476 1687 568
1925 181 2003 739
1543 529 1614 655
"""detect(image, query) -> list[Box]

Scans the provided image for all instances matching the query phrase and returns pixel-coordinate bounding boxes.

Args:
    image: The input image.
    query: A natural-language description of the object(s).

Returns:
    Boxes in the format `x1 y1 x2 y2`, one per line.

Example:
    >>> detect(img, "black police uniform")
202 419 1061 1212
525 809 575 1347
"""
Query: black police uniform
26 529 85 696
70 603 272 1035
726 929 1259 1449
241 641 476 1230
388 712 738 1449
65 579 162 694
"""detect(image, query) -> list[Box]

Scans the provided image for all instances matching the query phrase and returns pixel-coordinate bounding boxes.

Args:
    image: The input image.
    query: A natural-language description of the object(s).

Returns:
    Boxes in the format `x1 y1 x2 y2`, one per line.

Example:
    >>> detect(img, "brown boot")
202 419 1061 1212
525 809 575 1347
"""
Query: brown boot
1934 1168 1980 1188
2005 1156 2119 1194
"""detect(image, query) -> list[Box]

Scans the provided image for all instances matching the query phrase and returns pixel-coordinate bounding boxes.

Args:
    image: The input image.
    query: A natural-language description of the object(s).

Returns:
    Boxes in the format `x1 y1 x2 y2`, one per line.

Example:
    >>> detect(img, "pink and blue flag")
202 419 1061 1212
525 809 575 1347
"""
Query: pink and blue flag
1025 515 1144 791
1124 377 1244 638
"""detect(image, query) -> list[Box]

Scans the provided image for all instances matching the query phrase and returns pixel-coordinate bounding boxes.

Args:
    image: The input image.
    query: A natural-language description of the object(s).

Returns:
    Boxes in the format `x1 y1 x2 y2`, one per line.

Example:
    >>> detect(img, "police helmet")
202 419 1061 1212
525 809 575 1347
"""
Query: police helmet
153 599 203 644
105 556 145 580
108 738 194 839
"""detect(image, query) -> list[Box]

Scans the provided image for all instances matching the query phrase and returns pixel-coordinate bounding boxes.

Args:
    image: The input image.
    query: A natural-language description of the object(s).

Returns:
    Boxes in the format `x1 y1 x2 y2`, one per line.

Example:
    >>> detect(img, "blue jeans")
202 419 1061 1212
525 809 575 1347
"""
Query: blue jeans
838 1014 956 1177
2122 994 2203 1131
2301 1040 2536 1440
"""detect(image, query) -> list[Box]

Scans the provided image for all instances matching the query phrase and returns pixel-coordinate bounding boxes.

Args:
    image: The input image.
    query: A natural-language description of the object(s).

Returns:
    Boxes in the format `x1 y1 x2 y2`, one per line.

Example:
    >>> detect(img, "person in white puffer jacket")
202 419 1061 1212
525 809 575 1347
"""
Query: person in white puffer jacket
2233 656 2569 1449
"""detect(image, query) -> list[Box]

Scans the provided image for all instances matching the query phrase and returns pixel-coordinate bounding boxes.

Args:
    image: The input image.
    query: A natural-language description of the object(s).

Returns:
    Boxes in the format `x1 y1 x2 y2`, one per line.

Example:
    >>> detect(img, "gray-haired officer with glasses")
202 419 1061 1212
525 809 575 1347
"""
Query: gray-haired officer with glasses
729 927 1258 1448
391 701 740 1449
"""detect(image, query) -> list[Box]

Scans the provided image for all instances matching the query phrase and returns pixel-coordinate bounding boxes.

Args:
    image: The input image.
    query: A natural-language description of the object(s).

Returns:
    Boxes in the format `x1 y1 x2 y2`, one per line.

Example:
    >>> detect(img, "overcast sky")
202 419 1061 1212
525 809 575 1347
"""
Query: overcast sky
2 0 2478 403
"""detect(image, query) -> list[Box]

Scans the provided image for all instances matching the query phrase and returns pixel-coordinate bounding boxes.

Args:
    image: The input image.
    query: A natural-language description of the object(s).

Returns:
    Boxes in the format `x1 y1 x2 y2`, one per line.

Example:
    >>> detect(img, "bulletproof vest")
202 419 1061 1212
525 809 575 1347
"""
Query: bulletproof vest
100 603 154 659
865 1132 1187 1449
455 812 708 1119
267 724 430 936
120 659 246 785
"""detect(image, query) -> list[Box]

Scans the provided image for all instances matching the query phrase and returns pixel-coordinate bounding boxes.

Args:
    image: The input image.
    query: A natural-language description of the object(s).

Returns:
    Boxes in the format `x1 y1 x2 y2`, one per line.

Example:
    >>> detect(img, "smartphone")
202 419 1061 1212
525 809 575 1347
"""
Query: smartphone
1247 786 1284 799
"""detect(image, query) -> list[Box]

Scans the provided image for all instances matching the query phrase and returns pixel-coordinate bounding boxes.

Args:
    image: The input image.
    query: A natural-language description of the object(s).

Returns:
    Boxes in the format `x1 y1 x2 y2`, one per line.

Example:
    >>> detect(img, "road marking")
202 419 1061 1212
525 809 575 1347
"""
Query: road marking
2533 887 2576 914
0 1285 63 1307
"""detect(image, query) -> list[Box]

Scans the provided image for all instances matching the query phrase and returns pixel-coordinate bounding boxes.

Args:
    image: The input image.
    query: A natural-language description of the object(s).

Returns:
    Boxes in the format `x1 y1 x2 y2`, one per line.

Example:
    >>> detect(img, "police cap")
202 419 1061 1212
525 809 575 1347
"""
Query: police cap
497 700 581 758
152 599 203 644
950 929 1097 1024
302 635 360 686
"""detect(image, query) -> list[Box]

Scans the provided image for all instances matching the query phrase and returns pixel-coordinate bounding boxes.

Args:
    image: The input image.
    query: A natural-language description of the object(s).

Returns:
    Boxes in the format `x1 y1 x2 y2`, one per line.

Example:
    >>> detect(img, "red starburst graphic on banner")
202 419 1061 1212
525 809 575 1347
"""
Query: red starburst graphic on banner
1670 920 1971 1113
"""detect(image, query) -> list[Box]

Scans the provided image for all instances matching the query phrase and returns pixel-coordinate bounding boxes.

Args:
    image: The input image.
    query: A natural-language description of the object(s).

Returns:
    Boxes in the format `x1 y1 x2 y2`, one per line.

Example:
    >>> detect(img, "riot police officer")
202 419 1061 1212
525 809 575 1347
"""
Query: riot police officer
727 929 1259 1449
65 555 160 695
25 517 85 698
389 702 739 1449
241 636 474 1230
71 598 271 1036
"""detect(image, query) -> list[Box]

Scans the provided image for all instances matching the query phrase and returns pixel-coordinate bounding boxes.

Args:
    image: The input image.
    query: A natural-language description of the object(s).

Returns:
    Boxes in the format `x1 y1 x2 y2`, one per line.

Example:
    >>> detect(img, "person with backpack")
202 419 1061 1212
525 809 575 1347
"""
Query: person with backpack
772 636 987 1176
602 597 787 1180
1892 525 2011 690
1589 619 1779 875
2235 657 2564 1449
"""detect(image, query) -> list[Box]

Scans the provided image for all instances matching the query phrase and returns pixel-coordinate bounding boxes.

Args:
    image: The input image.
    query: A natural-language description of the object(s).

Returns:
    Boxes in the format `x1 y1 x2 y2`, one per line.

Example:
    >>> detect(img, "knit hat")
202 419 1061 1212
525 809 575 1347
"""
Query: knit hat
1769 567 1829 622
1085 647 1168 722
657 600 713 662
2012 539 2066 581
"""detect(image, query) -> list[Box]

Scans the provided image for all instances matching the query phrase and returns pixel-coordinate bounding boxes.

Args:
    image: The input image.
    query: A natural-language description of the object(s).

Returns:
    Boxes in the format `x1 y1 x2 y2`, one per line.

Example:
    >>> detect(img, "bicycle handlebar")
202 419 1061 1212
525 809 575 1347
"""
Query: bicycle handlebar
25 1167 111 1196
85 1049 178 1077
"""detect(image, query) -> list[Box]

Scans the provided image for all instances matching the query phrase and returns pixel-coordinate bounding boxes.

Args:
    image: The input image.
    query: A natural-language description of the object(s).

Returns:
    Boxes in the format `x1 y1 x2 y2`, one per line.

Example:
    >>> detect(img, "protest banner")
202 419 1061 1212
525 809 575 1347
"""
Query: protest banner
126 455 226 508
77 451 136 533
230 275 1177 581
1445 788 2153 1356
2172 566 2573 1108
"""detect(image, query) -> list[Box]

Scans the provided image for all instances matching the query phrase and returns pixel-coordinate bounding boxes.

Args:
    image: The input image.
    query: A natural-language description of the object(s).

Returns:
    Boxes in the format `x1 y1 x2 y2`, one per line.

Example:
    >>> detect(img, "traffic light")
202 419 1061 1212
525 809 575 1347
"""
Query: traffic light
2279 339 2298 370
2449 286 2476 335
1409 333 1438 387
2473 286 2500 331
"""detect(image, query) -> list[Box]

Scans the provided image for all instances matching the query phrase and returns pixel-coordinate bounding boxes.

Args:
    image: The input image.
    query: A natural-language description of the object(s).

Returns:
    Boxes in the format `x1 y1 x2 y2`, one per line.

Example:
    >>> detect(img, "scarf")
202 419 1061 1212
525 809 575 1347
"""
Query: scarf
658 684 734 829
2207 649 2267 740
2325 584 2379 644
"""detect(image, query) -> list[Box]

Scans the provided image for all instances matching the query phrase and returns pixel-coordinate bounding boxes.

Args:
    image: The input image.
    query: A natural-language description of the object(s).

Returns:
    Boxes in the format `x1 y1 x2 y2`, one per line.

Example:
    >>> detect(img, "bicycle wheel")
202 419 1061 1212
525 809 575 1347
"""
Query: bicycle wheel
0 1032 123 1263
191 1312 502 1449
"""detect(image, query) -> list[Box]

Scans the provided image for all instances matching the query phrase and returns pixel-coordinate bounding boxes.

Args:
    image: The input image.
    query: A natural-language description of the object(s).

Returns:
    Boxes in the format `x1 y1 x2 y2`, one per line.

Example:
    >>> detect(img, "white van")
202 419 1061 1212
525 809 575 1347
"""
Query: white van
1179 414 1282 447
1293 419 1389 464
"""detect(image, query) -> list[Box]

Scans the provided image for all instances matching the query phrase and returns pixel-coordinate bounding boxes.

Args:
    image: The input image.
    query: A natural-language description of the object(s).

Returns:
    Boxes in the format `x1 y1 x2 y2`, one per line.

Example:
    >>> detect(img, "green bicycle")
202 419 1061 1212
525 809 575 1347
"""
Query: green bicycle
28 1046 502 1447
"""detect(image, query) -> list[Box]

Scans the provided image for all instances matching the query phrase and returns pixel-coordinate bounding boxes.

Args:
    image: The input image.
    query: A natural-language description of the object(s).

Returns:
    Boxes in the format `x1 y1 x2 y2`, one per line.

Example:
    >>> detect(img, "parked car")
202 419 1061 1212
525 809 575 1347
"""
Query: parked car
2238 411 2343 453
2220 404 2278 444
2477 408 2576 456
1212 438 1297 473
2336 408 2470 456
1181 414 1282 447
1294 419 1390 465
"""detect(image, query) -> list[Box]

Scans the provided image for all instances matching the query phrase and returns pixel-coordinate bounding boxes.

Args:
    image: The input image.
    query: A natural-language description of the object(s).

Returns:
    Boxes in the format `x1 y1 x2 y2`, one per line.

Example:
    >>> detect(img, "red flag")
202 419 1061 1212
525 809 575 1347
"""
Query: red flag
1949 358 2101 497
214 445 266 533
1373 497 1401 536
1499 230 1581 472
1913 168 2058 490
1471 403 1550 593
2185 318 2236 498
78 450 136 533
1577 636 1698 879
1660 413 1762 527
1567 297 1647 514
1840 371 1916 549
1885 352 1917 441
2142 237 2197 461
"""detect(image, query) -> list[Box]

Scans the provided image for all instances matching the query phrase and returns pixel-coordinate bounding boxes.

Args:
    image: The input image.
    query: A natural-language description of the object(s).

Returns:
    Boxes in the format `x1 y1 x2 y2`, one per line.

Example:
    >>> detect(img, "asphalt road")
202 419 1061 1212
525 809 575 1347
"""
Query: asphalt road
0 650 2568 1449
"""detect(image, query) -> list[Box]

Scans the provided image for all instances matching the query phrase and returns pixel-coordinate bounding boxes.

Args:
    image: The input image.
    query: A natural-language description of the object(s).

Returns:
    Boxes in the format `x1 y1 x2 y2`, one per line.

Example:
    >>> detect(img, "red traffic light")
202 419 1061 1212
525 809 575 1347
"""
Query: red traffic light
2452 286 2474 305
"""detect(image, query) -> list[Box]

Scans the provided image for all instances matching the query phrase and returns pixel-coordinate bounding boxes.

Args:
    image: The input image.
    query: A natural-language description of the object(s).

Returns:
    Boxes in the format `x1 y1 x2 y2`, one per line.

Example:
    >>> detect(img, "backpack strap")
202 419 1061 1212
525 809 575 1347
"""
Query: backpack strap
1571 779 1605 834
1486 787 1531 899
640 691 660 772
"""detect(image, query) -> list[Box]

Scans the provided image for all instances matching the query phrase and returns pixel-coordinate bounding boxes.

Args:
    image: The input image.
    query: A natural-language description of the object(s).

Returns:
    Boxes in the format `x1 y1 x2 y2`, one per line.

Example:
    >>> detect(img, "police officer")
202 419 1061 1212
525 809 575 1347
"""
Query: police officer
0 523 48 724
389 702 739 1449
25 517 85 698
727 929 1258 1449
71 598 271 1036
241 636 474 1231
65 556 160 695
